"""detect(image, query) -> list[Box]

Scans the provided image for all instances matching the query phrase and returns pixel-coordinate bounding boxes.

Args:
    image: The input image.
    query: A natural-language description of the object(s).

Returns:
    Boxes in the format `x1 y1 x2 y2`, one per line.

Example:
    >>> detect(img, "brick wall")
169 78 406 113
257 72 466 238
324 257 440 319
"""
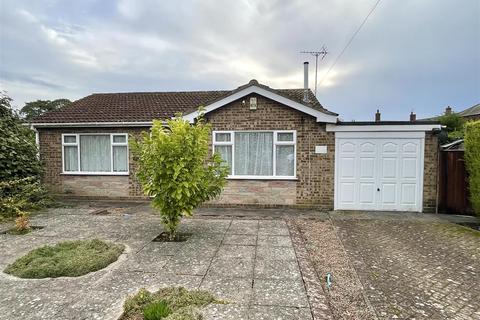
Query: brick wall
205 94 336 209
423 132 439 212
37 97 438 212
209 180 297 206
37 127 146 198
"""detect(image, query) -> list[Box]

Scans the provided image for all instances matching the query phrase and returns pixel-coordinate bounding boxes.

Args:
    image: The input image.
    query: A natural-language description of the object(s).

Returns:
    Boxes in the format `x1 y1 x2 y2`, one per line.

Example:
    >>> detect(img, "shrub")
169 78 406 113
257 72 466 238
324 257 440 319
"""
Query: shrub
0 93 51 221
0 176 52 219
0 93 42 180
131 112 228 240
464 121 480 216
143 300 171 320
438 112 465 142
14 213 30 232
4 239 124 278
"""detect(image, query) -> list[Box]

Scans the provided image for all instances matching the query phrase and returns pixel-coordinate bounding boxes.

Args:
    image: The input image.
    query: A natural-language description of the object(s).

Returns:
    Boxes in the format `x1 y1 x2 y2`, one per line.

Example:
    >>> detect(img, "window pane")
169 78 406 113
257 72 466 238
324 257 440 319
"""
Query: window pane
64 135 76 143
276 145 295 176
113 135 126 143
215 132 231 142
113 146 128 172
215 145 232 174
277 132 294 142
64 146 78 171
234 132 273 176
80 135 111 172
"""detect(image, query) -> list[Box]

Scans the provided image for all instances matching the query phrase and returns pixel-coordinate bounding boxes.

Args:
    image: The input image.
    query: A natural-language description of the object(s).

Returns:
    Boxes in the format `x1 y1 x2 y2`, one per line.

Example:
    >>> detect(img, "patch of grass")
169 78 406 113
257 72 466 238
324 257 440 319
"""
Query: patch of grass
120 287 225 320
4 239 124 278
143 300 171 320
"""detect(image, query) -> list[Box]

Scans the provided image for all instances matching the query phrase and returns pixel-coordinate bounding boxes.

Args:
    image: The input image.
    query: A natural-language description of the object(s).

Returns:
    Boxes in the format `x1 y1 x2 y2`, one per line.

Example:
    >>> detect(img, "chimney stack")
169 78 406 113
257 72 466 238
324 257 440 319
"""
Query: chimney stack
375 109 381 122
445 106 452 115
410 111 416 122
303 62 309 102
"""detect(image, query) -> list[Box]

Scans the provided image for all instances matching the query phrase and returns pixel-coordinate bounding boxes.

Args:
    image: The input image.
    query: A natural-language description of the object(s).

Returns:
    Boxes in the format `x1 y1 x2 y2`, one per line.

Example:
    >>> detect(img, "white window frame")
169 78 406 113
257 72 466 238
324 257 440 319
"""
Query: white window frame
61 133 129 175
213 130 297 180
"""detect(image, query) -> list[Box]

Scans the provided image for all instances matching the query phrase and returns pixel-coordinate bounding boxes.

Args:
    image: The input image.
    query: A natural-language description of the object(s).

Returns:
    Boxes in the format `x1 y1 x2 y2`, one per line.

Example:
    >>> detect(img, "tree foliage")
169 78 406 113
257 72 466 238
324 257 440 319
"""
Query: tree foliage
0 93 42 180
464 121 480 216
438 113 465 142
131 113 228 239
0 93 51 220
20 98 71 121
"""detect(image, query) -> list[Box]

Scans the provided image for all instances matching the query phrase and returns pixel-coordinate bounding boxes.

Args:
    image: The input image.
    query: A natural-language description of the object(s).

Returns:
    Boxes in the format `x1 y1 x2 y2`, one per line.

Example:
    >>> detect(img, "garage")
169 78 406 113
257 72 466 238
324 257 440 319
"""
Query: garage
327 124 442 212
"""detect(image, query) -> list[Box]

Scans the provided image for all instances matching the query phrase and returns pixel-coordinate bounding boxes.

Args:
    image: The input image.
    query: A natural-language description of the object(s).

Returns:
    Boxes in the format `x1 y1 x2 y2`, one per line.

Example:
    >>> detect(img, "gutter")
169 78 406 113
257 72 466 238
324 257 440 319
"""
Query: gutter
30 121 156 128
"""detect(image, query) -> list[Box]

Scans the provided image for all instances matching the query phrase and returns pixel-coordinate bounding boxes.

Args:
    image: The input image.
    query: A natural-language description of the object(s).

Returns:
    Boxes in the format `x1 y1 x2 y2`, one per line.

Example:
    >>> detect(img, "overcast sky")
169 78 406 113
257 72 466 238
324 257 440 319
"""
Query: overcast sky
1 0 479 121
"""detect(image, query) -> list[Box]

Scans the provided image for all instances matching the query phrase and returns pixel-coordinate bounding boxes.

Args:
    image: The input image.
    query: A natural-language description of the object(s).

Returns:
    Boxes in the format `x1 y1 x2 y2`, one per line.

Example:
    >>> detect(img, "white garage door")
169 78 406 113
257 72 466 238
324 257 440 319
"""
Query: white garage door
335 134 424 212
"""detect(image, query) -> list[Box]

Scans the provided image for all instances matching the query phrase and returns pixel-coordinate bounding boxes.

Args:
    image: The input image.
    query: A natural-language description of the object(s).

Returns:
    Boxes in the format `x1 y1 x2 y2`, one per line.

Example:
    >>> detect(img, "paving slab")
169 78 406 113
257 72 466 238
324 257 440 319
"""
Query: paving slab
254 259 301 280
200 276 253 304
257 234 292 247
248 306 313 320
252 278 309 308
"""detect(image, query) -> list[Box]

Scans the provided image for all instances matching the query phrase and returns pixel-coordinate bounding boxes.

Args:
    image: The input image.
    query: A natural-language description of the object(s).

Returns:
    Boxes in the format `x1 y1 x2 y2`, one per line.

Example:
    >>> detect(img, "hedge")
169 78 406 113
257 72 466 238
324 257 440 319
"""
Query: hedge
464 121 480 216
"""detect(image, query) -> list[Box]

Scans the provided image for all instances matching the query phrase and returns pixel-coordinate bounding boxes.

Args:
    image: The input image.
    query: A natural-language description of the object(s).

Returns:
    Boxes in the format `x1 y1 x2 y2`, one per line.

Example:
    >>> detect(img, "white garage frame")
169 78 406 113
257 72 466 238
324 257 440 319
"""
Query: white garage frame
333 131 426 212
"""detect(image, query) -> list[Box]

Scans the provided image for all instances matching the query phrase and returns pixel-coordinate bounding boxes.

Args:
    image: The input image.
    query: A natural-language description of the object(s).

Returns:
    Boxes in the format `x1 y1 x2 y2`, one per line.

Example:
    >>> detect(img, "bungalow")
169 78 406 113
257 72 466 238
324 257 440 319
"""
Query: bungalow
31 64 442 212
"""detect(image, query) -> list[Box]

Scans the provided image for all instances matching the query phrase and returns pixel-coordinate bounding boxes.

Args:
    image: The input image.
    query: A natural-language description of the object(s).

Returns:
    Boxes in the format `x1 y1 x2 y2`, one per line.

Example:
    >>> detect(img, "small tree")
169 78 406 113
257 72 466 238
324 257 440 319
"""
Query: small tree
131 113 228 239
438 113 465 142
464 121 480 216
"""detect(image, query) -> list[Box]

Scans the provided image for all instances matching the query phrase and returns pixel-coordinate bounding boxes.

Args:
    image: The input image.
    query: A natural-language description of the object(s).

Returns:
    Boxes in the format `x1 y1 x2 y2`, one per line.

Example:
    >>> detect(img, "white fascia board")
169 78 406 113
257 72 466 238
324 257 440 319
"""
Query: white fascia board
326 124 442 132
335 131 426 139
31 121 156 128
183 85 338 123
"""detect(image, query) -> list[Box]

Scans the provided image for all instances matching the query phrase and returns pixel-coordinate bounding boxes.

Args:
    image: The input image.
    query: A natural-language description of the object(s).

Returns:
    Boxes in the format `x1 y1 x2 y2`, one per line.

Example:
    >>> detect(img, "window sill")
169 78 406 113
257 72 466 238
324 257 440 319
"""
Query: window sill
61 172 129 176
227 176 298 181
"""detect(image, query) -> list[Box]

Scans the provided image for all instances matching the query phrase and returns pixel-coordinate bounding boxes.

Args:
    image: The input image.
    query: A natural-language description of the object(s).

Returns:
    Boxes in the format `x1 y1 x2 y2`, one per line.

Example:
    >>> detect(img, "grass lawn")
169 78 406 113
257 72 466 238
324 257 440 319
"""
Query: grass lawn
4 239 124 278
120 287 223 320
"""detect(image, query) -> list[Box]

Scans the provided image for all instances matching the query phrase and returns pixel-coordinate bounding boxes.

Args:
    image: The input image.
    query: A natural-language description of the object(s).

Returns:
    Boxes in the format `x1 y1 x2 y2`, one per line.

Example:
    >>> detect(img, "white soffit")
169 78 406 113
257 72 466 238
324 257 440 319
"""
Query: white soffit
183 85 338 123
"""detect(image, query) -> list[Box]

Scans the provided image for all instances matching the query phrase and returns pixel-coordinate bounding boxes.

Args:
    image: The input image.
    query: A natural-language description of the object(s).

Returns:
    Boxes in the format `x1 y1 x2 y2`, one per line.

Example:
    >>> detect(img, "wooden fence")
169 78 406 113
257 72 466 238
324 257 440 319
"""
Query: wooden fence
438 150 472 214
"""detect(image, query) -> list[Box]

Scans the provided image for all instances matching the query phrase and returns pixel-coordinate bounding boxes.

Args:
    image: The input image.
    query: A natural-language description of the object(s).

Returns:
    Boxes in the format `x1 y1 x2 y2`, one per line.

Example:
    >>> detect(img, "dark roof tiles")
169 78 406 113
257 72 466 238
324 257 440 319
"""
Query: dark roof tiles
32 81 336 123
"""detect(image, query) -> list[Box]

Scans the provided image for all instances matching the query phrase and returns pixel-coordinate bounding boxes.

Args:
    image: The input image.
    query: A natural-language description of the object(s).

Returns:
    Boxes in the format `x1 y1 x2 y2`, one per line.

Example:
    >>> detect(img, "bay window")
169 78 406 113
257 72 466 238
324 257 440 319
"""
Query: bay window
213 131 296 178
62 133 128 174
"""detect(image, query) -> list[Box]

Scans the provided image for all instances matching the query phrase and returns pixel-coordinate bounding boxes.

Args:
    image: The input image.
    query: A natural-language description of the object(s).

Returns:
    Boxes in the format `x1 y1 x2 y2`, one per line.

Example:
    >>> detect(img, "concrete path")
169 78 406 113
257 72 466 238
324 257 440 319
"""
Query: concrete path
0 205 326 320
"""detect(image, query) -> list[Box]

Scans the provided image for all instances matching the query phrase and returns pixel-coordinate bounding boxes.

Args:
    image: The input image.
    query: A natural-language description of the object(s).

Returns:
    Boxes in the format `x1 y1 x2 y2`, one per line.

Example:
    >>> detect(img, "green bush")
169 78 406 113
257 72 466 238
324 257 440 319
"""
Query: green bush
464 121 480 216
0 93 42 180
0 176 52 219
131 112 228 240
438 112 465 144
0 93 52 220
143 300 171 320
4 239 124 278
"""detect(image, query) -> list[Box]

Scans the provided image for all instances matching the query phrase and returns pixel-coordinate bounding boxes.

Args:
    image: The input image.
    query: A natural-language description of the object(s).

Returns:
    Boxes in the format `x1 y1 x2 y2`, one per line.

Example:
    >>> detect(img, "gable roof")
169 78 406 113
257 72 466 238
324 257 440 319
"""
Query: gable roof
458 103 480 117
31 80 337 126
183 79 338 123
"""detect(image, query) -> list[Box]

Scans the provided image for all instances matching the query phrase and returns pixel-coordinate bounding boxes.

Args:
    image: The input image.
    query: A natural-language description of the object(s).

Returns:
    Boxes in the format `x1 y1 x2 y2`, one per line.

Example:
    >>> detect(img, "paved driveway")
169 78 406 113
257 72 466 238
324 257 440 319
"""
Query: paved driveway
0 203 479 320
332 213 480 320
0 204 323 320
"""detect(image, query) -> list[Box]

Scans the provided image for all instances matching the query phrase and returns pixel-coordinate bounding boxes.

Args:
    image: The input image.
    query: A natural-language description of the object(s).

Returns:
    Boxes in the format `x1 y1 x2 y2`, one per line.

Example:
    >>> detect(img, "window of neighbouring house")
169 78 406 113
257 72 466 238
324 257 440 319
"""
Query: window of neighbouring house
213 131 296 178
62 133 128 174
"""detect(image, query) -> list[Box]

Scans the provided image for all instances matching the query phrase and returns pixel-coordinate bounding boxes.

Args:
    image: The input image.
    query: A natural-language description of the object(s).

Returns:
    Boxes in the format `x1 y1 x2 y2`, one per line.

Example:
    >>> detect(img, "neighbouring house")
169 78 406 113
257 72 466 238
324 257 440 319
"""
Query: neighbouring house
30 64 442 212
433 104 480 121
457 104 480 121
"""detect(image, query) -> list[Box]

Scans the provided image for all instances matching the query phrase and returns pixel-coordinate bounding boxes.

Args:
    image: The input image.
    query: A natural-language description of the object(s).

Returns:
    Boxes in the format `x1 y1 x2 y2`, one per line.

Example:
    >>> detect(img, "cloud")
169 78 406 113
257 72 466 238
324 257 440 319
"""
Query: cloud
0 0 479 120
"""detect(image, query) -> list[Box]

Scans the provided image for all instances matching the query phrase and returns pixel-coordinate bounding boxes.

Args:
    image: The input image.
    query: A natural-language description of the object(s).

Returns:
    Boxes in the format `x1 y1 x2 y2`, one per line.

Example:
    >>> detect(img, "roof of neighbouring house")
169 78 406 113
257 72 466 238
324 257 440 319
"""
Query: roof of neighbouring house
31 80 336 124
422 103 480 121
458 103 480 118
